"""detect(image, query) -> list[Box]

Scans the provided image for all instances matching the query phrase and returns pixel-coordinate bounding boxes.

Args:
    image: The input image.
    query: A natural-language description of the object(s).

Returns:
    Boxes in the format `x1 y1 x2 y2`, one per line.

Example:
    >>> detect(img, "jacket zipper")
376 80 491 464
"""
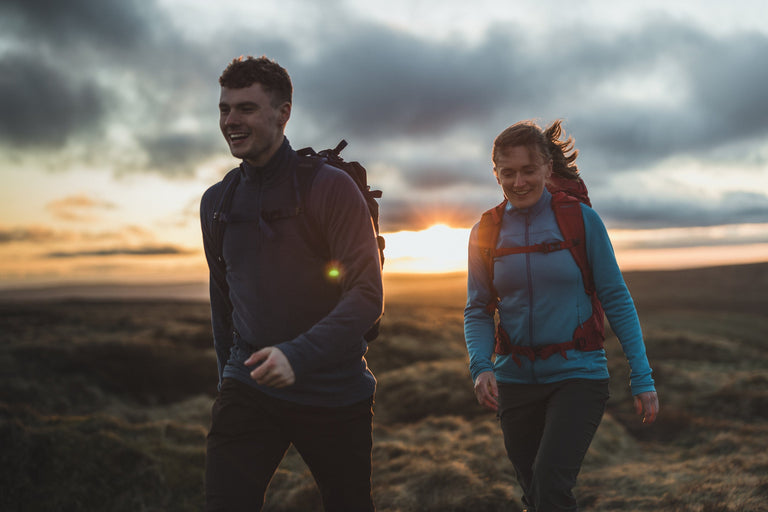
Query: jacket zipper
524 212 537 383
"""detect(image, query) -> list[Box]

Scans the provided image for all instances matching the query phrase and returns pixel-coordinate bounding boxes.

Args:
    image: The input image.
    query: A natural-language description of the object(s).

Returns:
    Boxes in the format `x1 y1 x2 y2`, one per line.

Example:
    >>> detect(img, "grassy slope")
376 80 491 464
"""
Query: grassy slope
1 263 767 511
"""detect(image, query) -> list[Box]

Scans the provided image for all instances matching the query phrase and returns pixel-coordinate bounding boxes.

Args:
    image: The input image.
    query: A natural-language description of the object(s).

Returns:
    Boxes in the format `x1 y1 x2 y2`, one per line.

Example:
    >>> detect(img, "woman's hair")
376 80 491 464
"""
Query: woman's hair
492 120 580 179
219 55 293 107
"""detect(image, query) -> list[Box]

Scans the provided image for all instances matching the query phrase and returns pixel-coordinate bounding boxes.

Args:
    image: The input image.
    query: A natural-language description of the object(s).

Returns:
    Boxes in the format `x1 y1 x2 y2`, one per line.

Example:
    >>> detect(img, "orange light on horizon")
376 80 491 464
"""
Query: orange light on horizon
382 224 471 274
615 243 768 271
380 223 768 275
2 223 767 291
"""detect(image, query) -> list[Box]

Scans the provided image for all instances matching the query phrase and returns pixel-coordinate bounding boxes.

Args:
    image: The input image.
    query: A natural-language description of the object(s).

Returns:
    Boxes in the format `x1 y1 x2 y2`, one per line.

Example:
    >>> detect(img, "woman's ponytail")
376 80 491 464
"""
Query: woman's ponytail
544 120 580 179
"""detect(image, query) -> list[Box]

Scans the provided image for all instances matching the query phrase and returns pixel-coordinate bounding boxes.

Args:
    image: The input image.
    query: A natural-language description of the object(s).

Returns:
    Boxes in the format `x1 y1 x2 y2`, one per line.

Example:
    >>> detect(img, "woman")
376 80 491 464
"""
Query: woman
464 120 659 512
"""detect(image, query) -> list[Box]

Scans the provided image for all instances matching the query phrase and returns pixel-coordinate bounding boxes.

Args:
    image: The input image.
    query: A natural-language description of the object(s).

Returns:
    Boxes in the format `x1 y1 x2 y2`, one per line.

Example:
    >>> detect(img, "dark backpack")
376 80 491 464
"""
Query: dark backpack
475 175 605 365
210 140 385 341
296 140 386 268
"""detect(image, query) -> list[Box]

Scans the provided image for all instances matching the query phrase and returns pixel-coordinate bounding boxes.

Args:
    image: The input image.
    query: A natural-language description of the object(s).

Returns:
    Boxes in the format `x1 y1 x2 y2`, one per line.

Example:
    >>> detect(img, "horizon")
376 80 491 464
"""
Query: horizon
2 260 767 302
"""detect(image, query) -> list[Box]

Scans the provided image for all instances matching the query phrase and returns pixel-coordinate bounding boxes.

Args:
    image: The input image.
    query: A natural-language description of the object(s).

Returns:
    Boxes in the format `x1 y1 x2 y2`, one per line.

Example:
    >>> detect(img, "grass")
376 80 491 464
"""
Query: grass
1 263 767 511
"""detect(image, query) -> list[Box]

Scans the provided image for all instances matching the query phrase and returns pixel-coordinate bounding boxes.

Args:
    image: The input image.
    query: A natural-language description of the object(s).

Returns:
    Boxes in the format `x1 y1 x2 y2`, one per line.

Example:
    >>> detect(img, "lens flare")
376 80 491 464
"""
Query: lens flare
325 261 343 281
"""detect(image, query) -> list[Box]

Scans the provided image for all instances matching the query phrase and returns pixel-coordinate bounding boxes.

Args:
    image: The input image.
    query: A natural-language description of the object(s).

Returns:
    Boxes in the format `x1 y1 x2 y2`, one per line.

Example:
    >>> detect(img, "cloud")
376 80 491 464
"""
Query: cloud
0 226 69 244
396 158 493 190
45 245 193 259
380 197 487 232
295 26 521 140
293 19 768 172
0 0 219 171
138 133 223 175
0 223 161 245
46 195 116 222
1 0 155 50
596 191 768 229
569 23 768 171
1 2 767 233
0 52 108 148
617 230 768 250
4 6 766 175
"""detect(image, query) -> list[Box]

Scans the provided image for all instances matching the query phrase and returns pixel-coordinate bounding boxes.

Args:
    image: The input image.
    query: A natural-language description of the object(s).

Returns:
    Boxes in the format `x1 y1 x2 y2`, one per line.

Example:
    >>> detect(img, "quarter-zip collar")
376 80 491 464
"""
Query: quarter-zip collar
241 136 291 185
505 187 552 219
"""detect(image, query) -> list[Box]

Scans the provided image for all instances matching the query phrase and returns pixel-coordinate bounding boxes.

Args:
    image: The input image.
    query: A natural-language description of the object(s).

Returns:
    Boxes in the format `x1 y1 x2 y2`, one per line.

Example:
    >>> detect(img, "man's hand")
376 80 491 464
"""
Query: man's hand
634 390 659 425
245 347 295 388
474 371 499 411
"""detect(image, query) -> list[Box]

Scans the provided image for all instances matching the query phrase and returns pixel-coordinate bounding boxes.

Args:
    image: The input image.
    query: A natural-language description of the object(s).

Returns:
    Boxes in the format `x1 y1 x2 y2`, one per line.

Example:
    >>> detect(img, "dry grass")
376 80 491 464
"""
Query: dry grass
1 263 768 511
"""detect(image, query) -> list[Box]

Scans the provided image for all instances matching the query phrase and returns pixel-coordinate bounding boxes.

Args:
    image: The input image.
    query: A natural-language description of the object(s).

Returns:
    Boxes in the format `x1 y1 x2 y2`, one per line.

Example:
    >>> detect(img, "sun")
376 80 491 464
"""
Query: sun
382 224 471 274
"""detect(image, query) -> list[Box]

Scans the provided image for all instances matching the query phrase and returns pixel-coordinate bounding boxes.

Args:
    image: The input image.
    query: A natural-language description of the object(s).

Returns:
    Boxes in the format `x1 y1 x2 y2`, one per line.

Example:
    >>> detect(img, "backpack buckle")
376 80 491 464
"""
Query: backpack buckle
541 241 562 254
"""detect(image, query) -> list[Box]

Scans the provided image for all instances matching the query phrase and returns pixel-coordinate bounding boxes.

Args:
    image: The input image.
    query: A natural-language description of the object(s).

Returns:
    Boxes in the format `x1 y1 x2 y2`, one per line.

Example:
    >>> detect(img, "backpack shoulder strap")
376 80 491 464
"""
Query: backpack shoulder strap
476 199 507 275
209 166 241 316
550 191 593 293
293 153 329 256
476 199 506 313
211 167 242 269
550 190 606 347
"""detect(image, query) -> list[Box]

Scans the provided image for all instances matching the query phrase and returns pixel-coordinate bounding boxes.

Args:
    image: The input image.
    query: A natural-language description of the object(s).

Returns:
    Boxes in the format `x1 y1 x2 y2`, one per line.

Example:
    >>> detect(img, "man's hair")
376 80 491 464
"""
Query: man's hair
219 55 293 107
493 120 580 179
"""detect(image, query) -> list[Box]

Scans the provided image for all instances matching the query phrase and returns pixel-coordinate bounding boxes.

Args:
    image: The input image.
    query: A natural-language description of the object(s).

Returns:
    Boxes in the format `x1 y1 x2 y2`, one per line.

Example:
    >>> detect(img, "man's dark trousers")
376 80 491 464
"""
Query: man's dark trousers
206 378 375 512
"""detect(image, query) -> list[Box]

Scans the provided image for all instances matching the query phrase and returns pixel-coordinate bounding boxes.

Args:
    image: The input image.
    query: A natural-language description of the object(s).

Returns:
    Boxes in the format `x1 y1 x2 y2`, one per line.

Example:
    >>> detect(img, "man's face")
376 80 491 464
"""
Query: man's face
219 83 291 166
494 146 552 210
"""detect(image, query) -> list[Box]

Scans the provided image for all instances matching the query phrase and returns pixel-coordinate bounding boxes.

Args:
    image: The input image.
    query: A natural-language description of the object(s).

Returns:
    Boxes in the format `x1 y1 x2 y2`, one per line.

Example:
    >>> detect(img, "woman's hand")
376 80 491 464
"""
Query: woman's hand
474 371 499 411
634 390 659 424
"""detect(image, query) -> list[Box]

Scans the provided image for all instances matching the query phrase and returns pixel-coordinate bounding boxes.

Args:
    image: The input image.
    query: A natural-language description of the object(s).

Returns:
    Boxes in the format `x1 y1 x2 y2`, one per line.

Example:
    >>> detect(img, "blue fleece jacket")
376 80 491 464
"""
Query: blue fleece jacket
464 188 655 396
200 139 383 407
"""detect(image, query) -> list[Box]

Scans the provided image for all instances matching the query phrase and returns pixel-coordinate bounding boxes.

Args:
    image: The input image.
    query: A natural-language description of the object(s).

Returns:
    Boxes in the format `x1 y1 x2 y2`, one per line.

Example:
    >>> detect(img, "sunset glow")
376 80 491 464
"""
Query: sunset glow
381 223 768 275
3 221 768 291
383 224 470 274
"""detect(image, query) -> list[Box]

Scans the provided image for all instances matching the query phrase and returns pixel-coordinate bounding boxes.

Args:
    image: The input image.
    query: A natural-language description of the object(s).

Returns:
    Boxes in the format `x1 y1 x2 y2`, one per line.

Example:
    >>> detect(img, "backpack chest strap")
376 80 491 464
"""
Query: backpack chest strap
489 238 579 258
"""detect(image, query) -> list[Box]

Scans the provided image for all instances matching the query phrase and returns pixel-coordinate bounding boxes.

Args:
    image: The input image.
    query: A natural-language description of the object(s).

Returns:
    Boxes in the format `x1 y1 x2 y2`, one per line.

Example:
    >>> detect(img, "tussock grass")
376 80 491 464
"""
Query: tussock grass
2 263 768 511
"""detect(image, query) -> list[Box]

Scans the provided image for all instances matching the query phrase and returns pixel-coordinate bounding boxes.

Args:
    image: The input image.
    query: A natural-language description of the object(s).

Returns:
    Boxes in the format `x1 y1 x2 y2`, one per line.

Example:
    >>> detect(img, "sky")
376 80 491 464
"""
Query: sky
1 0 768 288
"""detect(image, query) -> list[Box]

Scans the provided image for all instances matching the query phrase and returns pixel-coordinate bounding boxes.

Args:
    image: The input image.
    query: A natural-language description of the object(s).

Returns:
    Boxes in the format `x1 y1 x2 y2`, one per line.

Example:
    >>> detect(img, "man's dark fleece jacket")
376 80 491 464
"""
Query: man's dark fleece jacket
200 138 383 407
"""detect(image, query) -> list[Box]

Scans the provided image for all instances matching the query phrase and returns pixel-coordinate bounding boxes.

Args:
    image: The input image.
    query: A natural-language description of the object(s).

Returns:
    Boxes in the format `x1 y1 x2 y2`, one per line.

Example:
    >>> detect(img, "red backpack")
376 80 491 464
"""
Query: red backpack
475 176 605 367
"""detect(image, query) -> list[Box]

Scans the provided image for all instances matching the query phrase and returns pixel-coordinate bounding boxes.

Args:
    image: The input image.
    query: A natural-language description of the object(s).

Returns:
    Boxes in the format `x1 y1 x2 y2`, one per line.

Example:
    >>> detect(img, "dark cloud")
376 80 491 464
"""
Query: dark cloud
1 0 155 49
289 19 768 175
380 198 488 232
568 24 768 171
139 133 223 175
46 245 193 258
687 31 768 136
3 7 766 169
596 191 768 230
294 26 525 139
398 160 491 190
0 224 166 245
0 52 107 147
0 226 66 244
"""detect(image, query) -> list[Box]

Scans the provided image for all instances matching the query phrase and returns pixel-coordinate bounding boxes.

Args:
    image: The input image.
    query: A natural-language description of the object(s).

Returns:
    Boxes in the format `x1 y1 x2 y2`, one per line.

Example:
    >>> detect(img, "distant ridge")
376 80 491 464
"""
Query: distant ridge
0 281 209 302
1 262 766 302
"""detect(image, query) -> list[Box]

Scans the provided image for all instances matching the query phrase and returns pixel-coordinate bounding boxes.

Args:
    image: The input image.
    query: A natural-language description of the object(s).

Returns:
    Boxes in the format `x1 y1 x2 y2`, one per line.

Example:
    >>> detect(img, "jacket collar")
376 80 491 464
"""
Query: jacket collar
505 187 552 218
240 137 292 184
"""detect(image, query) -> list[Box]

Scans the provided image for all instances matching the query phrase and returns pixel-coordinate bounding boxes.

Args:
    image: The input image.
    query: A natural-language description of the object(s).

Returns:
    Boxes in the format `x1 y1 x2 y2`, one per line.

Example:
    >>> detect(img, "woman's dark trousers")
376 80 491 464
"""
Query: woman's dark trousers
498 378 610 512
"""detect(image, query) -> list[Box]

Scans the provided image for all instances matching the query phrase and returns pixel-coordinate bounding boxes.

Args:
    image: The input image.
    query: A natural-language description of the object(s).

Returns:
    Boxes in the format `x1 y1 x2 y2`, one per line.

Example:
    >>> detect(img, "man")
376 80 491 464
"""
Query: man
200 55 383 512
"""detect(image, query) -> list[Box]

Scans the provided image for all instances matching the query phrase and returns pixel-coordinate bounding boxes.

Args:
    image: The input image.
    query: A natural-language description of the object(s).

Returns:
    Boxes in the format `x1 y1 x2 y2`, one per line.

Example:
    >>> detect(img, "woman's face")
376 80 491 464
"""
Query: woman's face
494 145 552 210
